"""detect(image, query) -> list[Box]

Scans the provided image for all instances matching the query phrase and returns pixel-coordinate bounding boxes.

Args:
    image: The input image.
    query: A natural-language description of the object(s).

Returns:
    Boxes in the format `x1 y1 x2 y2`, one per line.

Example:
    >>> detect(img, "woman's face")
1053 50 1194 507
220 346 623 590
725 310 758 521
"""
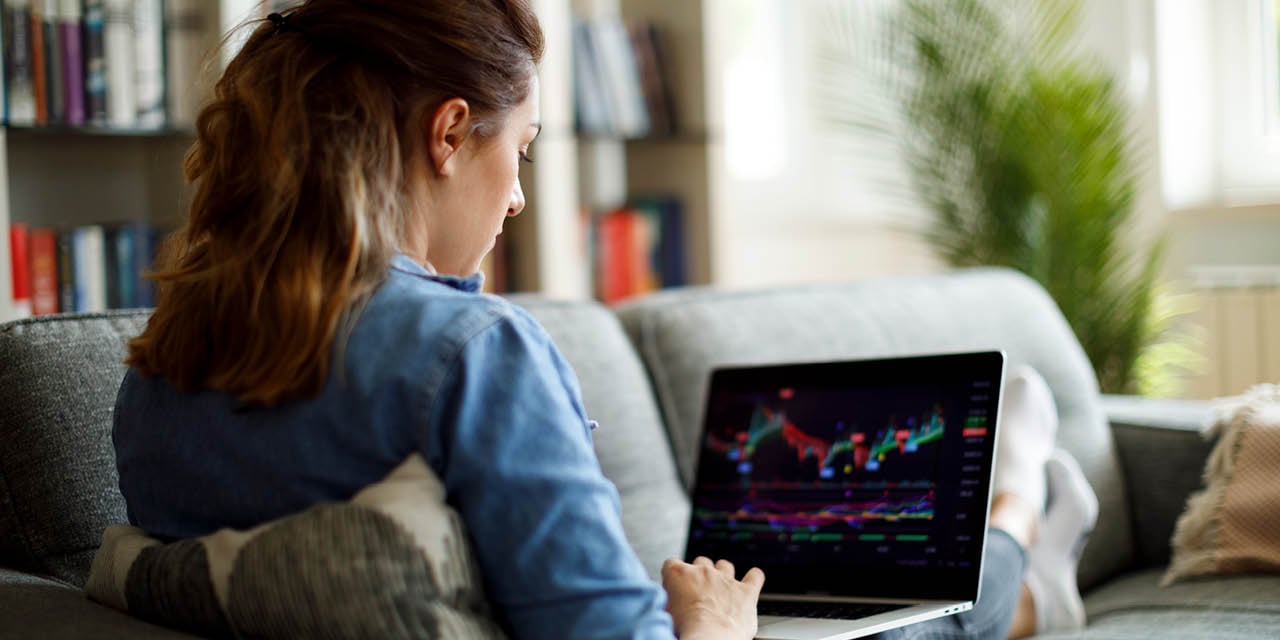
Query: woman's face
421 76 541 276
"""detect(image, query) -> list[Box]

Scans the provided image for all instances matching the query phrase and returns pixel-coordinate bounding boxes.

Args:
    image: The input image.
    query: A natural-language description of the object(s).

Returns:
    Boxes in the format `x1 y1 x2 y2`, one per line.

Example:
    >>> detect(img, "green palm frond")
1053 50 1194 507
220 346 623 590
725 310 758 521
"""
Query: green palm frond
816 0 1198 394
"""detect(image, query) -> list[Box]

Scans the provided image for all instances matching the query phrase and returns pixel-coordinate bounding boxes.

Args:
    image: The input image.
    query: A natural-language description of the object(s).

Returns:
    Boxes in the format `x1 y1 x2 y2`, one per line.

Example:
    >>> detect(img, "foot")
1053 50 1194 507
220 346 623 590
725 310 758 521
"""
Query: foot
994 365 1058 512
1024 448 1099 634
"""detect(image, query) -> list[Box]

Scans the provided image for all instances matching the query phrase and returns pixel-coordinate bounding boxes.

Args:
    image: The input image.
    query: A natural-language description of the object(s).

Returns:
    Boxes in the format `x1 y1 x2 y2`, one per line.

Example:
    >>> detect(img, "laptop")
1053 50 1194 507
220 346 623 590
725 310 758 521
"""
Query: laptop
684 351 1005 640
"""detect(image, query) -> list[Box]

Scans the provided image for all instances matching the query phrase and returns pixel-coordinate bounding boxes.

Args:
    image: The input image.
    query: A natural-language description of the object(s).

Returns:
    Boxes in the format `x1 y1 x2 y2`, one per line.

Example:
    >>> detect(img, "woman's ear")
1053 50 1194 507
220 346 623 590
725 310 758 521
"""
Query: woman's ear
425 98 472 177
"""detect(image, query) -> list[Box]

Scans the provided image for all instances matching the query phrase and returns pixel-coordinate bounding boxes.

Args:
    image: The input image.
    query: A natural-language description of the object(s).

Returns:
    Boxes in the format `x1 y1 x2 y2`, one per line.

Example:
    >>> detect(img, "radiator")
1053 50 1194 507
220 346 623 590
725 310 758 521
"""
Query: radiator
1186 266 1280 399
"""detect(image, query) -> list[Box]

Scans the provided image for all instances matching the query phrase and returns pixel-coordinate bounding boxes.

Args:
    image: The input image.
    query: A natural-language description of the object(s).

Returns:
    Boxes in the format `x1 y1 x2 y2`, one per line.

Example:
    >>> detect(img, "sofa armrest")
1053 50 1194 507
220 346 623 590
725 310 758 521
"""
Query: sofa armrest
1101 394 1214 570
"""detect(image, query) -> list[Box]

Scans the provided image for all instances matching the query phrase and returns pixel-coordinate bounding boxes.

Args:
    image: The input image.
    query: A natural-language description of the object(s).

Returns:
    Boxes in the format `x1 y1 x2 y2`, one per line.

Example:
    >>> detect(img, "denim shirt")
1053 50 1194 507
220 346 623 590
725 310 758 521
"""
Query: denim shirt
113 254 675 639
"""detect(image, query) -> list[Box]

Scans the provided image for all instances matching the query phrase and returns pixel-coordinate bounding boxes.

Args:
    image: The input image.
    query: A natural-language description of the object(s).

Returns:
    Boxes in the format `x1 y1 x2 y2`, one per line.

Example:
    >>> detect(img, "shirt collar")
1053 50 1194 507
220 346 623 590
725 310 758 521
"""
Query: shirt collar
390 254 485 293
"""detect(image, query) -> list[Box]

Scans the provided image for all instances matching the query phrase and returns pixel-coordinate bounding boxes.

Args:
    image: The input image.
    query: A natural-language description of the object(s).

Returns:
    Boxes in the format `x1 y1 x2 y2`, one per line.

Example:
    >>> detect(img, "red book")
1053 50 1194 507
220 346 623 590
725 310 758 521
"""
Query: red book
9 224 32 318
597 210 637 305
28 227 59 315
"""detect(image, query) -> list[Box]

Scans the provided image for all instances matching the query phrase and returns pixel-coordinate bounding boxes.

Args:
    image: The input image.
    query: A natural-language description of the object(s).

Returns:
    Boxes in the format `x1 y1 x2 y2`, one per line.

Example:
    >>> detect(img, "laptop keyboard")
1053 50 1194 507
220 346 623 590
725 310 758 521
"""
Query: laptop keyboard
757 601 908 620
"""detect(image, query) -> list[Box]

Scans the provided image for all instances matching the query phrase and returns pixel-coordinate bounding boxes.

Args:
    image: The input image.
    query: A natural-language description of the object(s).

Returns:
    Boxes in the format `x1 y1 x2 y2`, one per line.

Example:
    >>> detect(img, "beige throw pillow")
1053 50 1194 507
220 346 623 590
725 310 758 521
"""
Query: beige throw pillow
1164 383 1280 585
86 454 507 639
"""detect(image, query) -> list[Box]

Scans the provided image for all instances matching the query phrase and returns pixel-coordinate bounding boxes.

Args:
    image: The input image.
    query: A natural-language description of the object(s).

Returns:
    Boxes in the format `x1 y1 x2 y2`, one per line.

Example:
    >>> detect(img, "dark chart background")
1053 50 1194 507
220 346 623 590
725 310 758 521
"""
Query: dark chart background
687 380 995 572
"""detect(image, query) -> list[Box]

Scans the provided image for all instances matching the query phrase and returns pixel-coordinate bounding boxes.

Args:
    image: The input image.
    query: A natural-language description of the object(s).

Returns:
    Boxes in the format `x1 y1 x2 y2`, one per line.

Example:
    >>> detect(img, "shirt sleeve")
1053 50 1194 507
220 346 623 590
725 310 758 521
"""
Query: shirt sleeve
422 306 675 640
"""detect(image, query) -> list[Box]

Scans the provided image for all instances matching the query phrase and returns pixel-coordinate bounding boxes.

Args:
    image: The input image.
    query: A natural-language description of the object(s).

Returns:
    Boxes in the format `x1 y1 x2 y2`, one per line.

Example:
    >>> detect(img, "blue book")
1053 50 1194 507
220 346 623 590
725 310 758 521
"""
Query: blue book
134 224 158 307
632 196 686 288
82 0 107 125
105 224 134 308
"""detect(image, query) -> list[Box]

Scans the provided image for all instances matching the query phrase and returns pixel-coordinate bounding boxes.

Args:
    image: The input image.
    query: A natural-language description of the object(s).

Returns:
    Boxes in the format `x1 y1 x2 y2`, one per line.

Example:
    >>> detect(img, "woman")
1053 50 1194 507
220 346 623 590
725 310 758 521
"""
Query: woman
113 1 1095 638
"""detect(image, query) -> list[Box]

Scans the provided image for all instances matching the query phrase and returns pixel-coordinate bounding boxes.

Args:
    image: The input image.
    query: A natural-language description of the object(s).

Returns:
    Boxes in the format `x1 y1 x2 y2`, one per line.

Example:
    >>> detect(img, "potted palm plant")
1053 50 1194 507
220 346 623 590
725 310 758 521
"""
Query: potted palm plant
818 0 1196 394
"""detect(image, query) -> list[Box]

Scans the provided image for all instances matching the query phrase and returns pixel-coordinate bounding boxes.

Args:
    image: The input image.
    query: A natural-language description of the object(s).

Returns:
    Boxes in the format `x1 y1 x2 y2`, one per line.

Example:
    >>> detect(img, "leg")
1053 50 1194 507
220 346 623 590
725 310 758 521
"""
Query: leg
871 526 1029 640
873 366 1060 640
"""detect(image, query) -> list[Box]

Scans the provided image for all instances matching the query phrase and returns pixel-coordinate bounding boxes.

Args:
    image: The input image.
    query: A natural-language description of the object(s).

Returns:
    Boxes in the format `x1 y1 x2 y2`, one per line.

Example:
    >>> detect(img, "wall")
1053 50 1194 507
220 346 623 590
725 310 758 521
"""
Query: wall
709 0 942 289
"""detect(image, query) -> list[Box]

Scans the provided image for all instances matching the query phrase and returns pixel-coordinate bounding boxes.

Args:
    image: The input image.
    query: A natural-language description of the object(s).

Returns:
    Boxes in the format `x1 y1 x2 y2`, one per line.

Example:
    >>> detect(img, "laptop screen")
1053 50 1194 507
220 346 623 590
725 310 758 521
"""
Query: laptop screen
684 351 1004 602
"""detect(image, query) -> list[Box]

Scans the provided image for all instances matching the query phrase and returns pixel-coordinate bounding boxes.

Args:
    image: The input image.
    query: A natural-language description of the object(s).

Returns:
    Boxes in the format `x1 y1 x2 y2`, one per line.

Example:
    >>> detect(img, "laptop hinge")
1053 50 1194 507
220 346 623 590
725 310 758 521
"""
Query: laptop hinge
760 594 967 606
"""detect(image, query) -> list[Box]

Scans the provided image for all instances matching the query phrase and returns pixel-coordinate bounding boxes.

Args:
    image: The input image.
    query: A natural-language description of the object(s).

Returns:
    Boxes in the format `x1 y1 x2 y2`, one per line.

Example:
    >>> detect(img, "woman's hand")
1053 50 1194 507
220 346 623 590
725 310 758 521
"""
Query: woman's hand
661 556 765 640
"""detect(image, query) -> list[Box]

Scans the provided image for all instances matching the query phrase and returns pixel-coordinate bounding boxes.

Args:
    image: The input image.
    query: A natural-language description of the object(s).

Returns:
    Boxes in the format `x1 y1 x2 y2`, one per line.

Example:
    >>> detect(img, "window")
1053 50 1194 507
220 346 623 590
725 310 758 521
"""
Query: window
1158 0 1280 208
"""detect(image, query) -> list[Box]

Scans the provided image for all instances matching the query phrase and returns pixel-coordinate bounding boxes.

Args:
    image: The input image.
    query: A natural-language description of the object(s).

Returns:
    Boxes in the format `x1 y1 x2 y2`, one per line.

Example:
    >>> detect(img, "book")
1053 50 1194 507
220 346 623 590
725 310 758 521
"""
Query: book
102 0 134 128
41 0 63 124
82 0 106 125
5 0 37 126
132 0 162 127
72 224 105 312
30 0 47 124
628 23 677 137
597 209 641 304
164 0 217 129
106 221 153 308
571 19 612 135
56 227 75 312
631 195 686 288
8 223 32 318
587 17 649 138
28 226 58 315
58 0 83 124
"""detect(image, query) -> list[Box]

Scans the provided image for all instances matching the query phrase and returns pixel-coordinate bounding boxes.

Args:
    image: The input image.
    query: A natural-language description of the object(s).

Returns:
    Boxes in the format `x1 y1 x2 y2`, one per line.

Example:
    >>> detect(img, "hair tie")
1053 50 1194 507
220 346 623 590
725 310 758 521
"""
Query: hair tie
267 12 289 35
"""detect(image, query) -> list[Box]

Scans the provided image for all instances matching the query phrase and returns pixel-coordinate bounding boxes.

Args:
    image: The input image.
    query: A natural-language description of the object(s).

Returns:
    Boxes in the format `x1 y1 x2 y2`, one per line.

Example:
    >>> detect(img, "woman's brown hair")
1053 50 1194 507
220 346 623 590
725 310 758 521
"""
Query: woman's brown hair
127 0 544 406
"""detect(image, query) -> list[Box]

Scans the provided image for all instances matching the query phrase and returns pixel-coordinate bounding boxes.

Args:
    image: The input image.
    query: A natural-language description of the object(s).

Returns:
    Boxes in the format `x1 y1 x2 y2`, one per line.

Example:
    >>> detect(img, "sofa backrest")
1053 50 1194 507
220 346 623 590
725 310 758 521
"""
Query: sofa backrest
0 301 688 586
615 267 1132 590
0 312 149 586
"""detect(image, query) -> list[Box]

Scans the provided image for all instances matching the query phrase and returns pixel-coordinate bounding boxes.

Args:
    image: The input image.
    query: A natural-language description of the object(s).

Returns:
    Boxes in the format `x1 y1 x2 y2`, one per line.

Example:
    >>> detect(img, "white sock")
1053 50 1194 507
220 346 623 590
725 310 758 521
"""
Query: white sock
994 365 1058 510
1025 448 1099 633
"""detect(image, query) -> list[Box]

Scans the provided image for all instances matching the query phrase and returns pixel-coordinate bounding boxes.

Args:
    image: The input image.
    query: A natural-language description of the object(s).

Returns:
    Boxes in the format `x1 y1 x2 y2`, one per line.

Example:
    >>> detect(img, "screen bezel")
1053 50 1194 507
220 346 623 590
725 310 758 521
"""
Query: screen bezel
683 351 1005 602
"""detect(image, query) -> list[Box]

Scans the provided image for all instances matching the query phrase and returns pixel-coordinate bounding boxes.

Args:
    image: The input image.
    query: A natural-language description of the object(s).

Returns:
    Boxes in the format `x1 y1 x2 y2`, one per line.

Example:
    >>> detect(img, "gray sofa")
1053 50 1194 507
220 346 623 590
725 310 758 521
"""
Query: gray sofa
1 267 1276 639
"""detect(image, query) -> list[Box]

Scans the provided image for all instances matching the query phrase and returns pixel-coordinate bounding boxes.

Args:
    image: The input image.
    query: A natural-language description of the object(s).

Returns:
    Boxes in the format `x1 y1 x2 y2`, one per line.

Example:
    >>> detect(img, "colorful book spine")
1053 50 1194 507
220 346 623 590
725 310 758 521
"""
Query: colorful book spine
132 0 163 128
56 228 75 312
30 0 47 124
135 223 157 306
589 17 649 138
42 0 63 124
5 0 37 126
597 209 638 304
9 223 32 318
102 0 133 128
58 0 83 125
632 195 686 288
82 0 107 125
164 0 215 129
71 224 105 312
28 227 58 315
106 222 148 308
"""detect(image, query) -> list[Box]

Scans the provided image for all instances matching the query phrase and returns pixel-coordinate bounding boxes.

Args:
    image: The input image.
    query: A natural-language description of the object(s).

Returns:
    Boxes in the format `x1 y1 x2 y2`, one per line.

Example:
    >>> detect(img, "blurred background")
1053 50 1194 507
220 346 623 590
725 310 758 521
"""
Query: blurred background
1 0 1277 400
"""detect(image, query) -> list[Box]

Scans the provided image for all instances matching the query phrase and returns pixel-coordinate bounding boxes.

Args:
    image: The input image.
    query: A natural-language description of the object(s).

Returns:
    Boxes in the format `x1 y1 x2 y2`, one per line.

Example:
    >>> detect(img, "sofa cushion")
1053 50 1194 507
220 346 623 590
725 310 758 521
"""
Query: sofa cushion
85 454 504 640
509 296 688 578
1037 567 1280 639
0 567 197 639
0 311 150 587
1165 384 1280 585
615 268 1131 590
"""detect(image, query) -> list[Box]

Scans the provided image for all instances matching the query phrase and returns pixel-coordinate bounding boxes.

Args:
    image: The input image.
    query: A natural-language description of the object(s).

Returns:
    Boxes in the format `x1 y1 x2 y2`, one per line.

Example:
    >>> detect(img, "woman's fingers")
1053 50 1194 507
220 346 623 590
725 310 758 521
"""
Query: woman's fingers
692 556 715 569
742 567 766 594
715 559 736 577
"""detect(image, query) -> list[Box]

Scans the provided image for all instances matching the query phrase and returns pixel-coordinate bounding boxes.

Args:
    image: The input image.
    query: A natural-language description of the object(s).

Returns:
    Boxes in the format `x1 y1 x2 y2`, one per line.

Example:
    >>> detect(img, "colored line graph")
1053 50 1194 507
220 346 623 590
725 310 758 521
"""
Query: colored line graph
706 403 947 477
695 492 936 530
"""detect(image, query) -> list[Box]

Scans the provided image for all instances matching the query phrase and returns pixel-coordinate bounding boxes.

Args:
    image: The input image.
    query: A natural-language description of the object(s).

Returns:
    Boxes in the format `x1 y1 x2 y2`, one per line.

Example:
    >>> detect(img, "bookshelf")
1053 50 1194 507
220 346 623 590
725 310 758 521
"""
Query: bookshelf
0 0 262 323
509 0 721 300
1 0 724 321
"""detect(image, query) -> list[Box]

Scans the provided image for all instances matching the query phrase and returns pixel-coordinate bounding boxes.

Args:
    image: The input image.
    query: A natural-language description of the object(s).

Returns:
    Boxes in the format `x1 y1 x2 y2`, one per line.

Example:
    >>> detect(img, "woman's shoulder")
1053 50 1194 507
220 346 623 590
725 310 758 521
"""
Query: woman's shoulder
354 258 545 361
